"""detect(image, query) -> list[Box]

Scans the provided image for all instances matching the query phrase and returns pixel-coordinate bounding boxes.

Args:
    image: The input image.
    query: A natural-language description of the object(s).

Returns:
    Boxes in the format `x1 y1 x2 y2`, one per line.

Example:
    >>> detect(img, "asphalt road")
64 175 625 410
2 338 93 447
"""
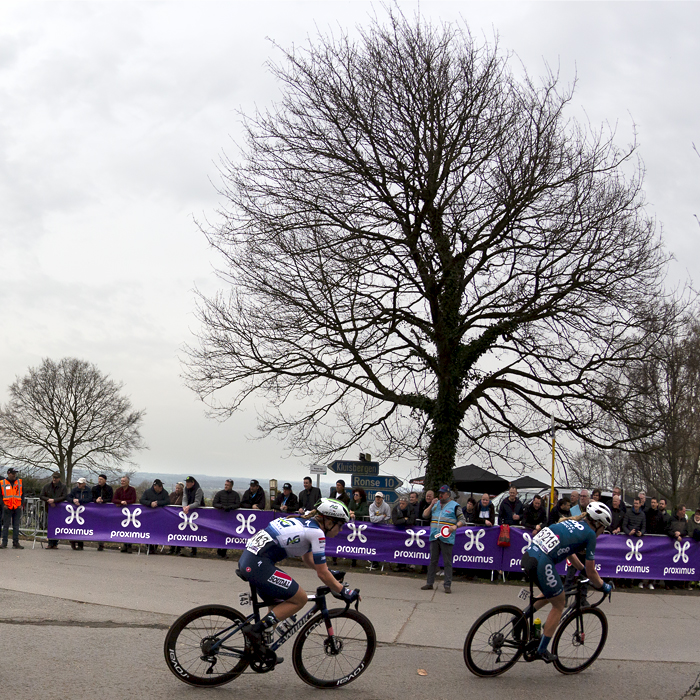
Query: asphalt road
1 543 699 699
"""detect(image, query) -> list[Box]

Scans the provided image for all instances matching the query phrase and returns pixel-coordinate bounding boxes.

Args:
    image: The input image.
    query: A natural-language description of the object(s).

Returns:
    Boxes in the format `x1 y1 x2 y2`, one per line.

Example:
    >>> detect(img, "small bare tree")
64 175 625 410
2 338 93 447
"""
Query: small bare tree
186 10 671 491
0 358 146 487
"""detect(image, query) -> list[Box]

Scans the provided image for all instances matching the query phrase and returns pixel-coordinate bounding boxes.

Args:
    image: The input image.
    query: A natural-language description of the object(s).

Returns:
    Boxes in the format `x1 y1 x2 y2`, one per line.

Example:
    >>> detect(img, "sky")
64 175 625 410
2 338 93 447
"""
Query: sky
1 1 698 486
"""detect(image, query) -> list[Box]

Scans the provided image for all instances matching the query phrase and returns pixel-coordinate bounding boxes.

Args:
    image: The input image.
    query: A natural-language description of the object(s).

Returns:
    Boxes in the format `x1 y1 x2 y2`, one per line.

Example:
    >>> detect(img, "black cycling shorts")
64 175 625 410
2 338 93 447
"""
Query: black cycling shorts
238 550 300 604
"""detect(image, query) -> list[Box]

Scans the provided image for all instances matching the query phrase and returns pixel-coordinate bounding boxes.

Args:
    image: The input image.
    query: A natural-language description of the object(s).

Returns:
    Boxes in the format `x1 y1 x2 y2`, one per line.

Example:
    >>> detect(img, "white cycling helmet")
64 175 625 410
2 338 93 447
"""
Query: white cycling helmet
315 498 351 523
586 501 612 528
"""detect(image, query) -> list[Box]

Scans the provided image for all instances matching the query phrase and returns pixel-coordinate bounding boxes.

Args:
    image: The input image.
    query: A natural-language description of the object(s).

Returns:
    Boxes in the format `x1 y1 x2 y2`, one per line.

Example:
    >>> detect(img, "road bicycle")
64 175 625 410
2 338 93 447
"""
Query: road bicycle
464 575 612 676
164 569 376 688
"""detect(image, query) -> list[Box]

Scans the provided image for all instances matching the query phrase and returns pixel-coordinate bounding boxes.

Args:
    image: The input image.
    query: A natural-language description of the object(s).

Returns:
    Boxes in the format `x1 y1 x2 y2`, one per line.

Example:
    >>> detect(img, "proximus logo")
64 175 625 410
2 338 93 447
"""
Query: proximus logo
464 528 485 552
346 522 368 543
178 511 199 531
121 507 142 528
235 512 257 535
404 528 426 548
674 539 690 564
625 538 643 562
64 504 85 526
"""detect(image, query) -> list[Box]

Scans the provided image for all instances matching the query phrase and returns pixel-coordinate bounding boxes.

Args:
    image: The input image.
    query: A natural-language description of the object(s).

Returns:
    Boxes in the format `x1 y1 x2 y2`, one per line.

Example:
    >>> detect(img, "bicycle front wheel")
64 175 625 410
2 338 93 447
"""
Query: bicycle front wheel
164 604 250 687
464 605 525 676
292 608 376 688
552 607 608 674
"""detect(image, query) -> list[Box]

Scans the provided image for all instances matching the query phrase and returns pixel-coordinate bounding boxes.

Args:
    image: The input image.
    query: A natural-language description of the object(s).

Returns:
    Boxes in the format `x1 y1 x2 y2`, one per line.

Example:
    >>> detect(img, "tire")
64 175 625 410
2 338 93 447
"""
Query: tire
292 608 376 688
552 607 608 674
164 604 250 687
464 605 525 677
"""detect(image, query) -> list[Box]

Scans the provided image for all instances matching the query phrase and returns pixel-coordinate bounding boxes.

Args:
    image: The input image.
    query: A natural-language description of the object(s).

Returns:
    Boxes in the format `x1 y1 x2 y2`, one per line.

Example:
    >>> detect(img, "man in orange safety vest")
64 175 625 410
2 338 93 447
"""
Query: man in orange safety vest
1 467 25 549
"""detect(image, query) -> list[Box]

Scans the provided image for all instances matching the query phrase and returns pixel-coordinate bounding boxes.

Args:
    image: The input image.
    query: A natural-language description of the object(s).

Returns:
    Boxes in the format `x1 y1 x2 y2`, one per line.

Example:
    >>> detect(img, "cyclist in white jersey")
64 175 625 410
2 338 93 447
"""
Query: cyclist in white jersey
238 498 357 648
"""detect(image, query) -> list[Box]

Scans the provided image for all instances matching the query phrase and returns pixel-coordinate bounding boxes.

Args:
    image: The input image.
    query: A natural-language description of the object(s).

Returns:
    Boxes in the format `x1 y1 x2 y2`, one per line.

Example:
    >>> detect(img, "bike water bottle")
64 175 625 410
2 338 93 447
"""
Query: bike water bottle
533 618 542 639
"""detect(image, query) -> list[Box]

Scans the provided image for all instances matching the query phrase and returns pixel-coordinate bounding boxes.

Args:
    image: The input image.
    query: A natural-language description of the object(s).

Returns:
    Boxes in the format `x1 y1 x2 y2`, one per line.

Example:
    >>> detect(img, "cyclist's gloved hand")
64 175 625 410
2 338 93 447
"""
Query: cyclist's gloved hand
601 582 613 594
333 587 360 603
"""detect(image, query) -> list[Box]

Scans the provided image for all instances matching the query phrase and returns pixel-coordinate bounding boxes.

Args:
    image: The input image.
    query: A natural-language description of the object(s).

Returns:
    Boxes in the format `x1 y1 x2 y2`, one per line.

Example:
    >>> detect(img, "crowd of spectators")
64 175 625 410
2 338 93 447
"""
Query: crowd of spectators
5 467 700 589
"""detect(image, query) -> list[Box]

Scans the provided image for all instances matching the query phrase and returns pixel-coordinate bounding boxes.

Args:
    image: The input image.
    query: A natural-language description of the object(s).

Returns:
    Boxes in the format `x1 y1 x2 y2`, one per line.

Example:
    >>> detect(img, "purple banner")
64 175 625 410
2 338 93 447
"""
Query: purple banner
48 506 700 580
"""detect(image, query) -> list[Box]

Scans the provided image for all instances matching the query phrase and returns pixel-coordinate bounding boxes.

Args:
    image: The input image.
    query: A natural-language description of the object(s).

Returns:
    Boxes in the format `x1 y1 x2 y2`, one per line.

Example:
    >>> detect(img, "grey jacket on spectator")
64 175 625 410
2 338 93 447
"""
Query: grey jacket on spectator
391 503 416 527
140 487 170 508
213 489 241 511
622 507 646 535
369 500 391 523
183 486 204 509
40 480 67 506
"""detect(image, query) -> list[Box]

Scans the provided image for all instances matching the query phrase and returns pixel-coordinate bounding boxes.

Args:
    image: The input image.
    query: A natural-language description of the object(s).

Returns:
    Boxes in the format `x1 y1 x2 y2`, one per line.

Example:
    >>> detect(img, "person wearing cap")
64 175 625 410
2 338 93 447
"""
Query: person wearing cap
241 479 266 510
40 472 68 549
421 485 466 594
169 482 185 555
213 480 241 558
329 480 351 506
272 483 299 513
369 492 391 523
1 468 25 549
91 475 114 551
68 477 93 550
113 475 138 553
180 476 205 557
140 479 170 554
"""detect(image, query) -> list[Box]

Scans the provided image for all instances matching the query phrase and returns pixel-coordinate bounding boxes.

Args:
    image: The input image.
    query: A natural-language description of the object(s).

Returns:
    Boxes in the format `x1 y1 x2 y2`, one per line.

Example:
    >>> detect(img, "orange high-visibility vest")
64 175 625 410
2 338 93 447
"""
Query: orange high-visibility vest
1 479 22 509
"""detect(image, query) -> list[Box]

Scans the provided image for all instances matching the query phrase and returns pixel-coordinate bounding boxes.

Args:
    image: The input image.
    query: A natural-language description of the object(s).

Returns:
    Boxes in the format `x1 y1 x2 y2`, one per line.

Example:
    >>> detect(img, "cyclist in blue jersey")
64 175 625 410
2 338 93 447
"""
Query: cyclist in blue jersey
238 498 357 649
521 501 613 663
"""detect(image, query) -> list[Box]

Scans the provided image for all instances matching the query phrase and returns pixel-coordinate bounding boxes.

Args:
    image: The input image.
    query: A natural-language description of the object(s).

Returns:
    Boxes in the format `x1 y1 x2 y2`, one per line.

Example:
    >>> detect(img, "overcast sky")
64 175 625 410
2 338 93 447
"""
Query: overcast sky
1 1 698 485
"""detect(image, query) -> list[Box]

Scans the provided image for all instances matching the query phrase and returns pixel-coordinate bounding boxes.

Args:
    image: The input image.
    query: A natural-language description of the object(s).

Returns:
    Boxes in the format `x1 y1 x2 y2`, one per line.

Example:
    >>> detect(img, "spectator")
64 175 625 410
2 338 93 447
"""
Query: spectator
543 488 559 512
623 497 646 537
140 479 170 554
40 472 67 549
272 482 299 513
419 490 435 515
349 487 369 520
297 476 322 514
369 492 391 523
668 504 690 542
638 491 650 512
91 474 113 551
181 476 205 557
689 508 700 541
522 494 546 532
498 487 523 525
408 491 422 523
569 490 581 516
329 479 351 506
213 479 241 558
578 489 591 513
241 479 266 510
1 468 24 550
475 493 495 526
590 488 602 502
641 497 664 589
547 496 571 525
392 496 416 527
113 475 137 553
658 498 671 531
607 495 625 534
69 477 93 550
421 485 466 594
606 486 627 513
169 481 185 555
464 497 479 525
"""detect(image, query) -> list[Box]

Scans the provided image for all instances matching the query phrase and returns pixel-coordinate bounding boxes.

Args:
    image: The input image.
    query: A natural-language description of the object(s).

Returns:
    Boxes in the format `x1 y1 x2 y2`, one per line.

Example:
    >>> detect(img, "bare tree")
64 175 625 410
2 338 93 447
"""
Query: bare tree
613 313 700 508
0 358 146 487
567 445 641 495
186 11 670 491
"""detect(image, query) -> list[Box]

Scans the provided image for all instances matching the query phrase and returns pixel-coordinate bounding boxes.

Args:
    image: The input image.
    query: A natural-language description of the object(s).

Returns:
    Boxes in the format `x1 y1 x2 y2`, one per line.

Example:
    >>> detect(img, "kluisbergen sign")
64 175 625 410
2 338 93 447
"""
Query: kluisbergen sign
48 507 700 580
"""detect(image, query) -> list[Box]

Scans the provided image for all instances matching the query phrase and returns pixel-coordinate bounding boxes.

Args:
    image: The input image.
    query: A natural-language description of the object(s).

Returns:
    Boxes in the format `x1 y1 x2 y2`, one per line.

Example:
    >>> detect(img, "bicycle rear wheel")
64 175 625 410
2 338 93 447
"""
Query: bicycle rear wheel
464 605 525 676
292 608 376 688
552 607 608 674
164 604 250 687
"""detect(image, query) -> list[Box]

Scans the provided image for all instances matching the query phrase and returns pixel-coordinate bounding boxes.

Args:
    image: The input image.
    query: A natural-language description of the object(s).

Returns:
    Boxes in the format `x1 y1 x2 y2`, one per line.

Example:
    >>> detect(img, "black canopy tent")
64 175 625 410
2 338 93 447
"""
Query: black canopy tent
410 464 510 496
508 475 551 490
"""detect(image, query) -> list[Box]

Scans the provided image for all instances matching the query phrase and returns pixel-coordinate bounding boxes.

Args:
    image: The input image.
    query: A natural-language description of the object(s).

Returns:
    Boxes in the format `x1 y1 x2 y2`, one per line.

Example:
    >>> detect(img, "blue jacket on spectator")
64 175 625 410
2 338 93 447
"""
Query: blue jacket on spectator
70 485 93 504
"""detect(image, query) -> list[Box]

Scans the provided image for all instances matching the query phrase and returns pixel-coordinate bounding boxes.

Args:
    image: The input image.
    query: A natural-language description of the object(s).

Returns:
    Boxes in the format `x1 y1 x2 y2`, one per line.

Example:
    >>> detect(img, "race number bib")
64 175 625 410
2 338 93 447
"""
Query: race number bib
532 527 560 555
245 530 273 554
